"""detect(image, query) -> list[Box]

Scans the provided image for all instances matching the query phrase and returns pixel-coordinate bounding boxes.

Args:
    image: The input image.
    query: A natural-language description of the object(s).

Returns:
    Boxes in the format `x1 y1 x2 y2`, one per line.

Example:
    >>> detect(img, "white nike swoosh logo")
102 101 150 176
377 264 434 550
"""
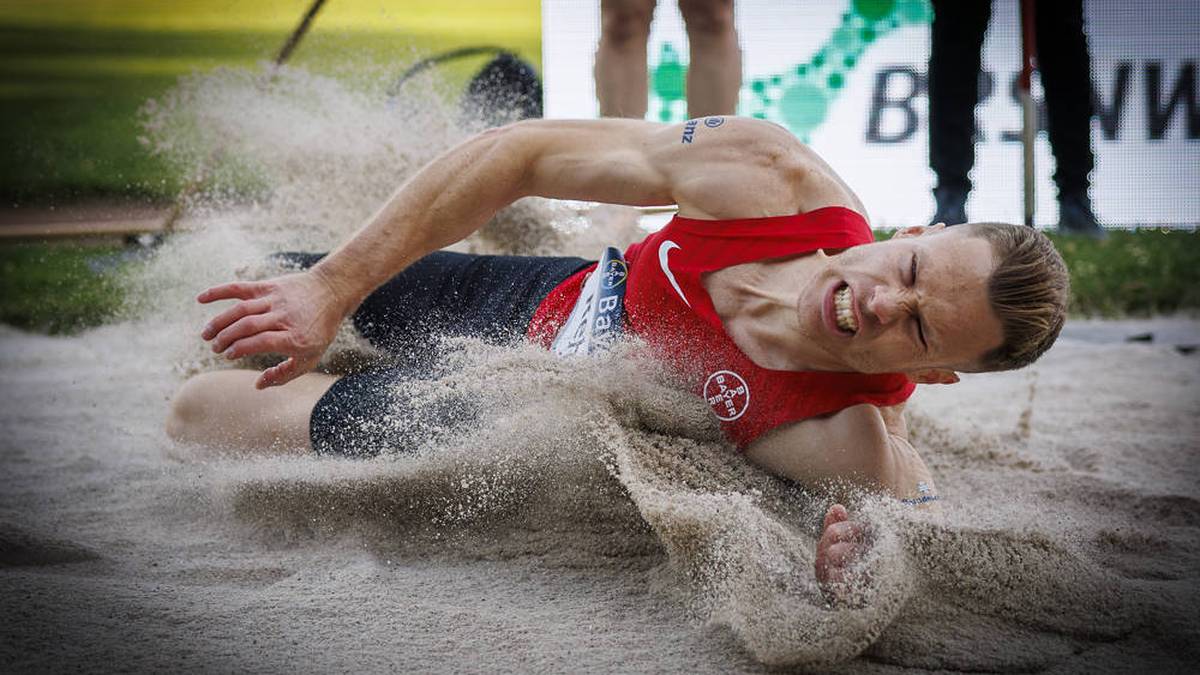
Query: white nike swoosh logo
658 240 690 307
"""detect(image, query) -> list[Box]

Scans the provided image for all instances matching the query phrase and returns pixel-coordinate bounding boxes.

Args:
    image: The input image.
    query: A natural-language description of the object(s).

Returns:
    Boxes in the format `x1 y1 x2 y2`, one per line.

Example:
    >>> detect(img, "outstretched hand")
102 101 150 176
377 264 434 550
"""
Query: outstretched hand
814 504 871 603
198 270 347 389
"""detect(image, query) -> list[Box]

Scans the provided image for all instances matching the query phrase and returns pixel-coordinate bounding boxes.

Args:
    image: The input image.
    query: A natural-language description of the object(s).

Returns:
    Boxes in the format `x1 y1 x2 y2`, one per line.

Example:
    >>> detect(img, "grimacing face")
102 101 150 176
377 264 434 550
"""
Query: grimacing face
795 225 1006 378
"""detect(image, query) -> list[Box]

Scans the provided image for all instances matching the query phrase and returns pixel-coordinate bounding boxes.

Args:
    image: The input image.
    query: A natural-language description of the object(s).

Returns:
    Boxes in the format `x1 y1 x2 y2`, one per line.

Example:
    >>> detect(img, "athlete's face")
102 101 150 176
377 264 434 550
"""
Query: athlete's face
796 225 1005 380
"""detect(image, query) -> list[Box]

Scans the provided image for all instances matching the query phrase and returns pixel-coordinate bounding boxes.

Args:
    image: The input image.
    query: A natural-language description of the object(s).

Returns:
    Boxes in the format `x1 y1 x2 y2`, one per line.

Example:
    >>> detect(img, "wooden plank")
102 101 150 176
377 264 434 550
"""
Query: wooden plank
0 205 169 241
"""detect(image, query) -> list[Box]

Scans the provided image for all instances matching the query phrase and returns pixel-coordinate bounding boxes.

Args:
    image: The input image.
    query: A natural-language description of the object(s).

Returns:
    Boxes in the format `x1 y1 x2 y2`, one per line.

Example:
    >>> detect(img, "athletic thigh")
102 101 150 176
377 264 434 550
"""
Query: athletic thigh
309 364 479 458
168 370 338 454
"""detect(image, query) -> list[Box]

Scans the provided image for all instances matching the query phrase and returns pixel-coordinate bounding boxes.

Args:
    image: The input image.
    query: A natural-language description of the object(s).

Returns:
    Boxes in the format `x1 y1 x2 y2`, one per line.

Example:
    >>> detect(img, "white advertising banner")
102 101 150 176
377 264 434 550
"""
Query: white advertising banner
542 0 1199 228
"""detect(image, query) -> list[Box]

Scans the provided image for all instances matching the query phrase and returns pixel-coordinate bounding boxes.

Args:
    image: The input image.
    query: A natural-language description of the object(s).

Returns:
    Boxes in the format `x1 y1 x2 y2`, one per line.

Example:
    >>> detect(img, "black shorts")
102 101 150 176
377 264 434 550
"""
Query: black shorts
277 251 591 457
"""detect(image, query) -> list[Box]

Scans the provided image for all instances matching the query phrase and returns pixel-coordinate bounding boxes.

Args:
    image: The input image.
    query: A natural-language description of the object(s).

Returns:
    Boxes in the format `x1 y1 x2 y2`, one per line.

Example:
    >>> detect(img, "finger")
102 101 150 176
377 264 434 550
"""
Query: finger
815 545 854 586
821 541 862 570
211 313 284 354
820 520 867 549
256 357 296 389
197 281 269 304
256 354 316 389
817 523 863 560
822 503 849 531
202 298 271 340
222 330 291 361
816 561 848 587
820 523 871 562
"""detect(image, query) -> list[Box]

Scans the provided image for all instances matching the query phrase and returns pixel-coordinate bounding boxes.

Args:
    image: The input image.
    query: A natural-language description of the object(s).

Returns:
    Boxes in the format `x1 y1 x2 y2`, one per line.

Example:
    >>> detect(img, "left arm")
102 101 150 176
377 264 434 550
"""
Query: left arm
744 403 941 510
744 404 941 599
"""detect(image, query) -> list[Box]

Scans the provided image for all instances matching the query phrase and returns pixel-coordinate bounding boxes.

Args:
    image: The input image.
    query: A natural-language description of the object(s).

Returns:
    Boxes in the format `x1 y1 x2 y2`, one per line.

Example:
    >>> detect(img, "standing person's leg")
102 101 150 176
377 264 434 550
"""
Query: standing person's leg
595 0 658 118
927 0 991 225
678 0 740 117
1034 0 1101 235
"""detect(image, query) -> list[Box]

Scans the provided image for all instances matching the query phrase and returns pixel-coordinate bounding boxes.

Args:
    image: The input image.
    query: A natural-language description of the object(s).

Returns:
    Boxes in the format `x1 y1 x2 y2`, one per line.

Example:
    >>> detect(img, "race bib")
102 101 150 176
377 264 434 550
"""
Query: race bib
551 247 627 356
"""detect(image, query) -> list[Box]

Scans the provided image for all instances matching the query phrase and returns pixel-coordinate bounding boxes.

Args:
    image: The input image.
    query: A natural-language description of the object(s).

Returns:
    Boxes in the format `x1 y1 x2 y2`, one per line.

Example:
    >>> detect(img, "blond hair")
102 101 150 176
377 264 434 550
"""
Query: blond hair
963 223 1070 372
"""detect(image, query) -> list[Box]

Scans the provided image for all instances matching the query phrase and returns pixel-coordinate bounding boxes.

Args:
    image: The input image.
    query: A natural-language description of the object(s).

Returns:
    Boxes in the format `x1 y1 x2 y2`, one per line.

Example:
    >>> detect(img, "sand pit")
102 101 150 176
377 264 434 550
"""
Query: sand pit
3 63 1199 672
2 317 1198 672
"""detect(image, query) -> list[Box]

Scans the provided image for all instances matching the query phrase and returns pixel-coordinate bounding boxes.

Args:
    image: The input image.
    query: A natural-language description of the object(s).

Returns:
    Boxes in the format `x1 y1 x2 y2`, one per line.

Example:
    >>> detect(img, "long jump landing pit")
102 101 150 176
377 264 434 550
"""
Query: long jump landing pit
1 309 1197 671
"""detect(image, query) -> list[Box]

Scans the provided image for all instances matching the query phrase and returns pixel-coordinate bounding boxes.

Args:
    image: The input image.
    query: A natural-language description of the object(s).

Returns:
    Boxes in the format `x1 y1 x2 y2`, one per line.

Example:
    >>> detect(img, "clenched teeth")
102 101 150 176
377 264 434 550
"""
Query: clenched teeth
834 286 858 333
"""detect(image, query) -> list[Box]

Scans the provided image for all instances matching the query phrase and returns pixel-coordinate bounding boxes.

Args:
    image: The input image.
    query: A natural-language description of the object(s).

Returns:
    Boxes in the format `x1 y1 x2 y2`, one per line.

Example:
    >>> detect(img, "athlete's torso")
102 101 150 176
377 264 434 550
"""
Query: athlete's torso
529 206 915 448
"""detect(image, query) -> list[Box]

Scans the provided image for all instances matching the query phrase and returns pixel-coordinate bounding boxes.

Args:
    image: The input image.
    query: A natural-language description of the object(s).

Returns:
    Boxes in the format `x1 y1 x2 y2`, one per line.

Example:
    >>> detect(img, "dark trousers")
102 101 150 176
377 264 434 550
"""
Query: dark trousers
928 0 1095 198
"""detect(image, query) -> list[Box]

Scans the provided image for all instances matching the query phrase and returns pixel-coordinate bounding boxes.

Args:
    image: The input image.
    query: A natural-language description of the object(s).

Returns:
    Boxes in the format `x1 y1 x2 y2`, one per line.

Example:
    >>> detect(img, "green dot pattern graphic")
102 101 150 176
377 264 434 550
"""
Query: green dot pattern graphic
647 0 932 141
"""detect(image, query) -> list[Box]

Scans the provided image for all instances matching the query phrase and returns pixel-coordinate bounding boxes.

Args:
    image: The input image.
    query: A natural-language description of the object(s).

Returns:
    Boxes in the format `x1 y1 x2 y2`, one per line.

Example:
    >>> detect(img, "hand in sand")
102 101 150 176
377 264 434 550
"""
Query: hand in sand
815 504 871 603
198 270 346 389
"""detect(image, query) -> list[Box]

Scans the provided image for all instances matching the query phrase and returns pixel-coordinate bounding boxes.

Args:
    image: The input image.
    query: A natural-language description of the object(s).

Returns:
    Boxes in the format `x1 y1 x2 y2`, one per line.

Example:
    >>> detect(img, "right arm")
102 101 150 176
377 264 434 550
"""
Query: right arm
311 116 828 306
199 117 841 387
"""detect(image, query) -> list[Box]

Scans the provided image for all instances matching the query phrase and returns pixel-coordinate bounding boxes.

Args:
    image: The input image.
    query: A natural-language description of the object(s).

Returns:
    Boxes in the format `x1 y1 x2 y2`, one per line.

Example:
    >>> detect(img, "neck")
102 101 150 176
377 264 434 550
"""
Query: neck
709 256 841 371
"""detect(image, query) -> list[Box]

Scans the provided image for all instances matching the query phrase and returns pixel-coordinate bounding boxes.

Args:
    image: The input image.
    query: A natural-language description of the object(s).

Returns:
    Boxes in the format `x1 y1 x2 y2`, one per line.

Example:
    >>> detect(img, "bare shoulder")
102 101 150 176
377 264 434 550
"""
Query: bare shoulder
653 117 866 219
505 116 864 220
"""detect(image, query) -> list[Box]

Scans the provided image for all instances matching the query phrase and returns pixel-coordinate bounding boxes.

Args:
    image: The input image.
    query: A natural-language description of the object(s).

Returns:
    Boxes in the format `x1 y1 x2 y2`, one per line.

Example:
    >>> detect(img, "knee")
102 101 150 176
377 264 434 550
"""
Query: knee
600 0 655 47
679 0 735 37
165 373 219 442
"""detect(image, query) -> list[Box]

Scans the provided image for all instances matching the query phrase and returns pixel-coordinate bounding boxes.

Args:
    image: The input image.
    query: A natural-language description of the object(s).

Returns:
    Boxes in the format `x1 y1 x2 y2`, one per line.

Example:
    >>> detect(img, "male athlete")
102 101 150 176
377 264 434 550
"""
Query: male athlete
167 117 1069 595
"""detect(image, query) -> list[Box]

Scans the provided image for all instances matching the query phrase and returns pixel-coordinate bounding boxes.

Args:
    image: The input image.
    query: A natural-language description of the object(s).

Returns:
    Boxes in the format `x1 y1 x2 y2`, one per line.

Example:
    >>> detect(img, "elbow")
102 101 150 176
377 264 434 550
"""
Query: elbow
865 422 902 495
466 121 539 198
475 120 521 141
828 405 898 495
839 404 902 495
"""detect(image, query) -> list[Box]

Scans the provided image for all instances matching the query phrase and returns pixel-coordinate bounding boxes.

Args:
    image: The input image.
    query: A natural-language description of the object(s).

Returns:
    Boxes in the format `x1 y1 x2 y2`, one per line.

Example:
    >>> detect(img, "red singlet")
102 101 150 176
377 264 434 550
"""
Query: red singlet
528 206 916 448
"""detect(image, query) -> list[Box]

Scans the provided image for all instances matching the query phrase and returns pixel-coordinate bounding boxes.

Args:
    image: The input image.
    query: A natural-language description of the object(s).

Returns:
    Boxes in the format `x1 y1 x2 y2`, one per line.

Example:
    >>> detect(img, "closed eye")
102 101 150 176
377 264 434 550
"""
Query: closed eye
911 253 928 351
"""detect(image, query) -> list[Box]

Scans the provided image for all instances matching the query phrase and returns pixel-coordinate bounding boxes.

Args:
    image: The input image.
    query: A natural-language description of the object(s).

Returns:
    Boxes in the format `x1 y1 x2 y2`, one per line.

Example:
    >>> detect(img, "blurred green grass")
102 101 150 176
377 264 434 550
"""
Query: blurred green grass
1049 231 1200 317
0 0 541 203
4 230 1196 336
0 242 126 334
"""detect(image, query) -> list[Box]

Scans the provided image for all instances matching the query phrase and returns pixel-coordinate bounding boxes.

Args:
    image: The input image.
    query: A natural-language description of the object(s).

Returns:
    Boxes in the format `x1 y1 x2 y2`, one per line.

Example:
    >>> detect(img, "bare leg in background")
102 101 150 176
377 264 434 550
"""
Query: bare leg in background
680 0 741 116
595 0 657 118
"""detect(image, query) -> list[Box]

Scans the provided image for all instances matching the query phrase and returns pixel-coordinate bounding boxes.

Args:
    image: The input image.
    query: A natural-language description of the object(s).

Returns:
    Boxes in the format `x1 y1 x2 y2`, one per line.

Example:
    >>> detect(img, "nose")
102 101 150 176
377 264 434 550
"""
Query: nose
867 285 913 325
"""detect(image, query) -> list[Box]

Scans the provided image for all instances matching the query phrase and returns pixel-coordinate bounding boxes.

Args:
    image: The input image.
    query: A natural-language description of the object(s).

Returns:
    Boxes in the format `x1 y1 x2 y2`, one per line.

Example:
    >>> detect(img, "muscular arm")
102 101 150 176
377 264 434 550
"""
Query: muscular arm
200 116 856 386
313 117 824 309
760 404 944 600
744 403 942 511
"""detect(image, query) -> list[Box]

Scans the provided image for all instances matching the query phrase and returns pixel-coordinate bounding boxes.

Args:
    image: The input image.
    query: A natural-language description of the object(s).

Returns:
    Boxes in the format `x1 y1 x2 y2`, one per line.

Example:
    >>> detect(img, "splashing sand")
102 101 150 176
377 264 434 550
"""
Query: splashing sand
2 64 1199 672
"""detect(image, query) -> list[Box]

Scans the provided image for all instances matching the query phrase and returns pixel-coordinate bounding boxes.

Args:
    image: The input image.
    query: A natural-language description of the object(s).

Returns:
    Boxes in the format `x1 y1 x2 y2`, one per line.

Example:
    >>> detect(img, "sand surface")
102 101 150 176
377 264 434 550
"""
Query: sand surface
2 318 1198 673
3 63 1200 673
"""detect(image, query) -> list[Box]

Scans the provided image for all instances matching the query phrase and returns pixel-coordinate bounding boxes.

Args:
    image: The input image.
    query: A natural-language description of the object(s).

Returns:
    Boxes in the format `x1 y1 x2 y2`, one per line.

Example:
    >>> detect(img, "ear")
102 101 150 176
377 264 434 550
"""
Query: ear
892 223 946 240
907 368 960 385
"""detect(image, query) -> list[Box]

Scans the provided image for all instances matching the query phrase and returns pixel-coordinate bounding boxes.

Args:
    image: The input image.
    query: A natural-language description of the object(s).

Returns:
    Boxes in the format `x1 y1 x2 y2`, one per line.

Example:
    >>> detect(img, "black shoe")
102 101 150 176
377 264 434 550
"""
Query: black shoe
930 186 968 226
1058 193 1106 239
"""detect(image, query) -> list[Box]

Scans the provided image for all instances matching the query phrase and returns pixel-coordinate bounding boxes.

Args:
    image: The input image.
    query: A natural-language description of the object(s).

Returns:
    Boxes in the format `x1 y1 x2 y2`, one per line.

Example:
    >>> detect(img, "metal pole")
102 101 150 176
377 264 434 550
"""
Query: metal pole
1019 0 1037 227
156 0 330 237
275 0 329 66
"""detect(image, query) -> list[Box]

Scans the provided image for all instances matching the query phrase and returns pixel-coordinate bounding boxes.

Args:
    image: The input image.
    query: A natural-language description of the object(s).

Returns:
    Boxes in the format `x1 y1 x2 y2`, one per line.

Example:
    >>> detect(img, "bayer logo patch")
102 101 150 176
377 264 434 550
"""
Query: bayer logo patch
703 370 750 421
601 258 627 289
